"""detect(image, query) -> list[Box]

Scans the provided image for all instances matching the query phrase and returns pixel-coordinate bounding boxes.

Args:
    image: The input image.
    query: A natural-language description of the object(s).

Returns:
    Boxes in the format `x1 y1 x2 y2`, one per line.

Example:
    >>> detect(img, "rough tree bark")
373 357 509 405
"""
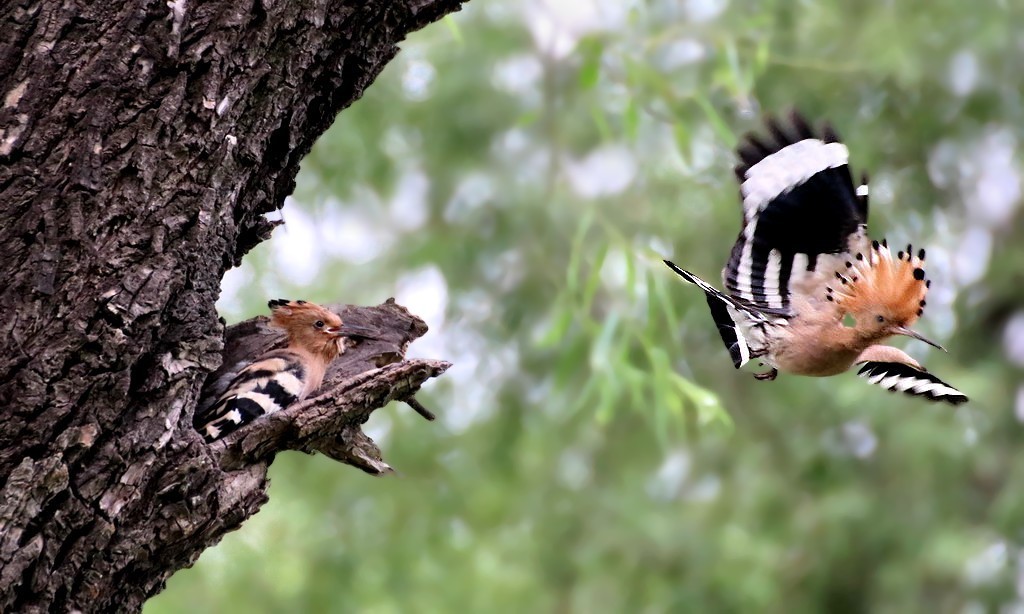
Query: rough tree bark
0 0 464 610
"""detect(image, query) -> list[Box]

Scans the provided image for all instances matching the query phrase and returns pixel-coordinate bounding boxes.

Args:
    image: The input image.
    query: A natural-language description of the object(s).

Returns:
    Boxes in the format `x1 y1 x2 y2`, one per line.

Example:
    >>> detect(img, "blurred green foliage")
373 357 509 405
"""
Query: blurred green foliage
148 0 1024 611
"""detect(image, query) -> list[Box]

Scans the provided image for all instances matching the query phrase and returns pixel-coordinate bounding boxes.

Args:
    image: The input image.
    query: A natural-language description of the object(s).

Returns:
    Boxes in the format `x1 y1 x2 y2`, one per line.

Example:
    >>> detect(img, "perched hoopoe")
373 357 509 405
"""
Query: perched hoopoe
664 111 967 405
195 299 375 442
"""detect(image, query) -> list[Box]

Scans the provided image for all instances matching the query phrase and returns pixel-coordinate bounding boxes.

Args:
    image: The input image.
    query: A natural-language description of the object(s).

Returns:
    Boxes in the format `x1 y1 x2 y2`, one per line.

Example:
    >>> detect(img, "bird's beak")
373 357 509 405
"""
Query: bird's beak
892 326 947 352
327 324 379 339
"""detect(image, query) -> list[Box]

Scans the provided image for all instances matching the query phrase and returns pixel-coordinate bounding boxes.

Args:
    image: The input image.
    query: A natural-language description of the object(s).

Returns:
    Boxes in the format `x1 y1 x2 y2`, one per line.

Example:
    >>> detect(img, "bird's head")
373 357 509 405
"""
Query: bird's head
268 299 376 358
830 240 945 351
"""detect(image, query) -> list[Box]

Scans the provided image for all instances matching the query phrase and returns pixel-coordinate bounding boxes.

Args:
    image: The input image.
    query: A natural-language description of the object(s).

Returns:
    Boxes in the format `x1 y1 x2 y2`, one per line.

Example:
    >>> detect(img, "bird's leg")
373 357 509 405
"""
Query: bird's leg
753 367 778 381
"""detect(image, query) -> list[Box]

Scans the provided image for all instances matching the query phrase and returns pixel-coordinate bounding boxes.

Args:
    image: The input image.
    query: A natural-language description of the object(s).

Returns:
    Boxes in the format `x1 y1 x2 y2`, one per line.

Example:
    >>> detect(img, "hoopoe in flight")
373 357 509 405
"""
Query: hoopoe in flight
664 111 967 405
195 299 374 442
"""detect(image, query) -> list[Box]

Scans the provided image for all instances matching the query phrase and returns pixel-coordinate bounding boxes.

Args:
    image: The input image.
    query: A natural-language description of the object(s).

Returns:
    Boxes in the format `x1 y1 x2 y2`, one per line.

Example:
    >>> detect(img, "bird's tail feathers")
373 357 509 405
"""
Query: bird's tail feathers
664 260 757 369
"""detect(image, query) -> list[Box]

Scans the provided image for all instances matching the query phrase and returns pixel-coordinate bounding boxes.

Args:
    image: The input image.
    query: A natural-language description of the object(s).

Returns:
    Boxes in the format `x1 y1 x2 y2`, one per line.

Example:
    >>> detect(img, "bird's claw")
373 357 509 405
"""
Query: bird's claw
754 368 778 381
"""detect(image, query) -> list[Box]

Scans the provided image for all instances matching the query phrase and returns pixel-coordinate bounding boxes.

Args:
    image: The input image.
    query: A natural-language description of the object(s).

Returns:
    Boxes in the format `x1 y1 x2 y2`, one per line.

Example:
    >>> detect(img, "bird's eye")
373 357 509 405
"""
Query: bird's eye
876 315 885 323
314 320 324 329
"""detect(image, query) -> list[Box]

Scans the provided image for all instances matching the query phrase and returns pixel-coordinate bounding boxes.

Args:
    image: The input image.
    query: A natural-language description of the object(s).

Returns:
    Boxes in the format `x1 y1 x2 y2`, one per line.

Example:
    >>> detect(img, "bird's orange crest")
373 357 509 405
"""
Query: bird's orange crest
827 240 930 327
268 299 342 331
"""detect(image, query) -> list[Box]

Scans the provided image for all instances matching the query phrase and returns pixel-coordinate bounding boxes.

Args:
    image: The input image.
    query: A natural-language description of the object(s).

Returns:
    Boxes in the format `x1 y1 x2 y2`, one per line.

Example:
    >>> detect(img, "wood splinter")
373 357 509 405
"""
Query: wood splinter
404 396 437 421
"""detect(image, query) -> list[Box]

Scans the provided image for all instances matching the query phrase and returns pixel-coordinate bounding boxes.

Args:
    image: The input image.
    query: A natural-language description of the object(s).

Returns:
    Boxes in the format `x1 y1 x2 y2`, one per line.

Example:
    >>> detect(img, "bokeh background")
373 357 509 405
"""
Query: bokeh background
147 0 1024 611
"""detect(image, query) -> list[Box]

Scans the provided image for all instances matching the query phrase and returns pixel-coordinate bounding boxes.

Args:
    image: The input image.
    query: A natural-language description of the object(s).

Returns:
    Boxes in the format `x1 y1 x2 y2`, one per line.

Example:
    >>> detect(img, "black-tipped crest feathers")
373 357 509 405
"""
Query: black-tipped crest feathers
268 298 308 310
830 240 931 326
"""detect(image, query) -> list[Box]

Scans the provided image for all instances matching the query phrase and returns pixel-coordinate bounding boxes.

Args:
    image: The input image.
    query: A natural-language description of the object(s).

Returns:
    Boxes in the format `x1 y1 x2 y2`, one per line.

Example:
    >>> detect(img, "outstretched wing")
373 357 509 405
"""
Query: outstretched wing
725 111 870 314
856 361 968 405
664 260 775 369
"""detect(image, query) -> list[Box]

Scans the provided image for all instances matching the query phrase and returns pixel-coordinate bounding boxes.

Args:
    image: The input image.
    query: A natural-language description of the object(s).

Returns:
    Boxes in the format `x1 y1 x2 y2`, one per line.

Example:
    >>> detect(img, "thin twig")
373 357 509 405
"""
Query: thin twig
405 396 436 421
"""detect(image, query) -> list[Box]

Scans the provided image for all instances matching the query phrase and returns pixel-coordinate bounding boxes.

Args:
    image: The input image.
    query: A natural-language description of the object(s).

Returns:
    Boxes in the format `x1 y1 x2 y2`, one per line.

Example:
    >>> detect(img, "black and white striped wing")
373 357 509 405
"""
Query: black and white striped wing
195 359 249 417
664 260 773 369
856 361 968 405
196 350 308 442
724 112 869 313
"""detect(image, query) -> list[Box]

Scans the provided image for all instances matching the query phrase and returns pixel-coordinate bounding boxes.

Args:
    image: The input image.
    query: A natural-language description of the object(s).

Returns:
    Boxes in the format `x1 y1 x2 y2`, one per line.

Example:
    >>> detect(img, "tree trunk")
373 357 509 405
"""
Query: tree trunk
0 0 463 610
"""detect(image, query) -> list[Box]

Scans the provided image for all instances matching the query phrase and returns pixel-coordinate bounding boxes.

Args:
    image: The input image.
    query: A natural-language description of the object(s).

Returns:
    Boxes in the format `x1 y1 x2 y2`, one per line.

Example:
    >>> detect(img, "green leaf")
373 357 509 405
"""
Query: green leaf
624 99 640 140
578 38 604 89
694 95 736 147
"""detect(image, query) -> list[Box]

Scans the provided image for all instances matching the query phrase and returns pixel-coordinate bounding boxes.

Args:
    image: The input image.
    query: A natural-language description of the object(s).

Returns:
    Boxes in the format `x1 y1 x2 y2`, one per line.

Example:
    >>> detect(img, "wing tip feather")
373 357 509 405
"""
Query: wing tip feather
856 361 968 405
